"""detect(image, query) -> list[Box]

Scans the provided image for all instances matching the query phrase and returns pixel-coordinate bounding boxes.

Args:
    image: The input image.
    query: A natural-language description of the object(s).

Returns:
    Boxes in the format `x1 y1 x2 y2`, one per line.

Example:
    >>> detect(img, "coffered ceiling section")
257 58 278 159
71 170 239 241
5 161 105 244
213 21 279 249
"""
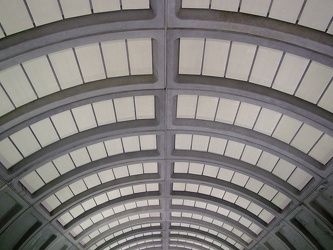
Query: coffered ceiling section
0 1 333 250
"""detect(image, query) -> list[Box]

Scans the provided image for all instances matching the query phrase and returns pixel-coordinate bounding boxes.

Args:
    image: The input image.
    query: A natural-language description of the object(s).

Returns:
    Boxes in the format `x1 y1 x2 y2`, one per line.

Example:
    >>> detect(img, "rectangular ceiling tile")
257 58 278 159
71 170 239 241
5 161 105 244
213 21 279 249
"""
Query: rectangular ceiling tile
291 124 323 153
269 0 303 23
234 103 261 129
287 168 312 191
23 56 60 98
245 178 263 193
55 186 74 203
92 99 116 125
299 0 333 31
182 0 210 8
196 96 219 121
203 164 219 178
256 152 279 172
87 142 107 161
59 0 91 18
27 0 62 26
83 174 101 189
254 108 282 135
114 97 135 122
175 134 192 150
0 65 37 107
318 82 333 113
98 169 115 183
179 38 205 75
202 39 230 77
92 0 120 12
0 87 14 116
53 154 76 174
226 42 256 81
122 136 140 152
51 110 78 139
208 137 227 155
104 138 124 156
135 95 155 119
72 104 97 131
272 115 302 144
272 159 295 181
177 95 198 119
191 135 210 151
127 38 153 75
42 195 61 212
224 141 245 159
258 185 278 201
309 134 333 164
36 162 60 184
69 148 91 167
69 180 87 195
30 118 59 147
101 40 129 77
240 0 270 16
128 163 144 175
295 62 333 104
143 162 158 173
122 0 150 9
49 49 83 89
20 171 44 194
231 172 249 187
211 0 240 11
10 127 41 157
0 138 23 168
0 0 33 35
249 47 283 87
272 53 309 95
215 98 239 124
241 145 262 165
140 135 157 150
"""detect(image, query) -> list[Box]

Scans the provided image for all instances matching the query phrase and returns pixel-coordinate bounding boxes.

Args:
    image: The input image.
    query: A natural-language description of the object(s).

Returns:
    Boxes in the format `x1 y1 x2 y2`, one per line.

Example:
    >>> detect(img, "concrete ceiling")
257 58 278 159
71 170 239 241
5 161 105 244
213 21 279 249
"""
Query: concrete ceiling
0 1 333 250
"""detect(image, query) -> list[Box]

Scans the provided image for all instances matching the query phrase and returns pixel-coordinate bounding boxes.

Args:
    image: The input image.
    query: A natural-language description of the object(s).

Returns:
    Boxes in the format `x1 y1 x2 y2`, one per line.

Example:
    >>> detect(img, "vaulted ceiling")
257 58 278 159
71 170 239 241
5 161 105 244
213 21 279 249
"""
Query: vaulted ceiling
0 1 333 250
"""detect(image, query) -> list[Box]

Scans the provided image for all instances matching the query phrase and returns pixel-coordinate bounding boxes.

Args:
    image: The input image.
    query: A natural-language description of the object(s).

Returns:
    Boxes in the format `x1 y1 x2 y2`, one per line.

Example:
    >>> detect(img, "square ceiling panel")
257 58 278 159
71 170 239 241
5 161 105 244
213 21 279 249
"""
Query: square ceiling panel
53 154 76 174
0 87 14 116
179 38 205 75
182 0 210 8
140 135 157 150
0 138 23 169
10 127 41 157
20 171 44 193
290 124 322 154
114 97 135 122
72 104 97 131
309 134 333 164
215 98 239 124
87 142 107 161
196 96 219 121
211 0 240 11
269 0 304 23
59 0 91 18
51 111 78 139
36 162 60 184
122 0 150 9
135 95 155 119
127 38 153 75
27 0 62 26
177 95 198 119
104 138 123 156
272 115 302 144
234 102 260 129
191 135 209 151
92 0 120 12
92 100 116 125
122 136 140 152
318 82 333 113
175 134 192 150
240 0 270 17
254 108 281 135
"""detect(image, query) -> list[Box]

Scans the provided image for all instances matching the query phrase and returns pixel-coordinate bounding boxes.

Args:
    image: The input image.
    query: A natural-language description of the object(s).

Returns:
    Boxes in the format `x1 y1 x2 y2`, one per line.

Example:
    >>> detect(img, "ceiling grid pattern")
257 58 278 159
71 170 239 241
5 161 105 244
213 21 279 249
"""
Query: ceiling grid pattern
0 0 333 250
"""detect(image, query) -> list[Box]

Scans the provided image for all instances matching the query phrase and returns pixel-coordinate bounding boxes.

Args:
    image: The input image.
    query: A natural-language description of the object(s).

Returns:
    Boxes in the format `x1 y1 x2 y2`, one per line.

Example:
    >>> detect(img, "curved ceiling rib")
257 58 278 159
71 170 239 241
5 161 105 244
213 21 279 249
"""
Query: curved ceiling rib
0 1 333 250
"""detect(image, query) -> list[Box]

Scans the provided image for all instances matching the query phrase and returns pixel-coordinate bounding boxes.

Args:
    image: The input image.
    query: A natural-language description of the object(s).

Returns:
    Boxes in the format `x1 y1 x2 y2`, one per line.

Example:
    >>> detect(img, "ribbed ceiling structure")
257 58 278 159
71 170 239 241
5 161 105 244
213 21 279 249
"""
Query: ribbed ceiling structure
0 0 333 250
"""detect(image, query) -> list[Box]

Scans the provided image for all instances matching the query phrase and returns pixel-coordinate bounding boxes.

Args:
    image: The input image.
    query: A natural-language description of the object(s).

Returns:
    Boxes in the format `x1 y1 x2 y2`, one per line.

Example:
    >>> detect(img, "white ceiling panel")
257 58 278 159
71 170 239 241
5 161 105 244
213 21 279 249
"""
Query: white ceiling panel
196 96 219 121
84 174 101 188
192 135 210 151
175 134 192 150
59 0 91 18
51 111 78 139
269 0 303 23
144 162 158 173
179 38 205 75
36 162 59 184
72 104 97 131
104 138 124 156
101 40 129 77
188 162 204 175
135 95 155 119
241 145 262 165
272 192 291 210
296 62 333 104
87 142 107 161
245 178 263 193
272 115 302 144
208 137 227 155
272 159 295 181
202 39 230 77
0 138 23 169
203 165 219 178
224 141 245 159
92 0 120 12
258 210 274 224
182 0 210 8
122 0 150 9
98 169 115 183
23 56 60 98
55 186 74 203
127 38 153 75
254 108 281 135
291 124 322 153
223 192 238 203
299 0 333 31
272 53 309 95
309 134 333 164
287 168 312 191
234 103 260 129
75 44 105 82
257 152 279 172
114 97 135 122
53 154 76 174
122 136 140 152
140 135 157 150
318 82 333 112
247 203 262 216
27 0 62 26
177 95 198 119
231 172 249 187
240 0 270 16
93 100 116 125
49 49 83 89
215 98 239 124
10 127 41 157
226 42 256 81
0 0 33 35
0 65 37 107
42 195 61 212
69 205 84 218
20 171 44 193
250 47 283 87
128 163 143 175
0 87 14 116
69 180 87 195
69 148 91 167
211 0 240 11
258 185 277 201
